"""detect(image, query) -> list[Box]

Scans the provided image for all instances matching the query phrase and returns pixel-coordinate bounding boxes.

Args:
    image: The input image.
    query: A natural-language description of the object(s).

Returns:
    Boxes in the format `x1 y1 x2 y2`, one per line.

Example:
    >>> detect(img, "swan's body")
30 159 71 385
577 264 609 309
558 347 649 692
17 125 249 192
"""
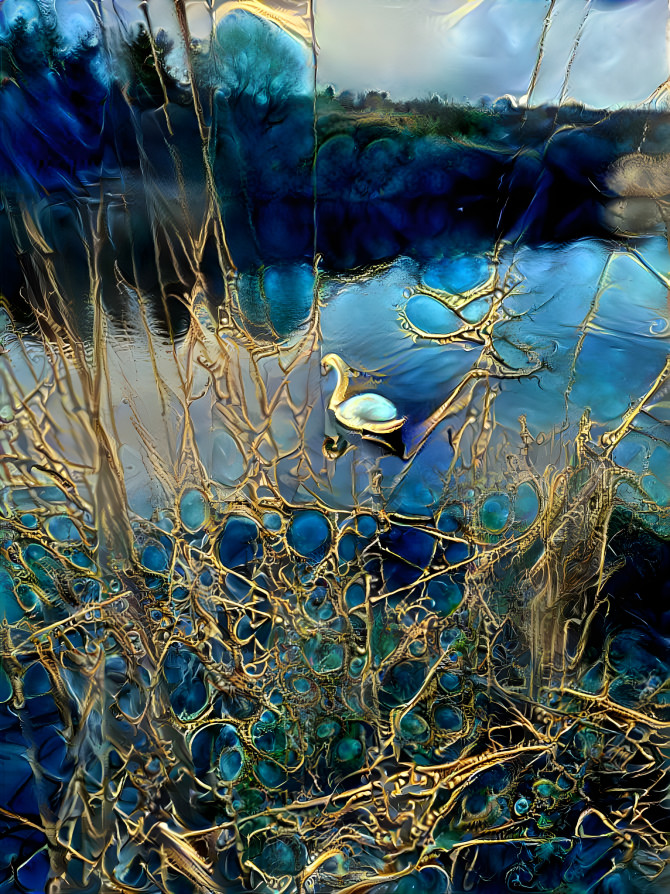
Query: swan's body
337 393 401 430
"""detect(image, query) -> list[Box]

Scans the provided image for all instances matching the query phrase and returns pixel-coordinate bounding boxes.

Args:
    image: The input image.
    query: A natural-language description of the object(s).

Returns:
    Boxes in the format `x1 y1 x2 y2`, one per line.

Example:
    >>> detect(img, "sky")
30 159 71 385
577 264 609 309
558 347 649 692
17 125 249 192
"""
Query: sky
314 0 670 108
5 0 666 110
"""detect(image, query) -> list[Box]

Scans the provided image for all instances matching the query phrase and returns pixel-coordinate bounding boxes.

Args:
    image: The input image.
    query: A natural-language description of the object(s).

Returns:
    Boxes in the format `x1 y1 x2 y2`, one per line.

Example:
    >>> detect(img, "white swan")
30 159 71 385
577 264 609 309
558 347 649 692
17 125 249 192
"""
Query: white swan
322 353 405 436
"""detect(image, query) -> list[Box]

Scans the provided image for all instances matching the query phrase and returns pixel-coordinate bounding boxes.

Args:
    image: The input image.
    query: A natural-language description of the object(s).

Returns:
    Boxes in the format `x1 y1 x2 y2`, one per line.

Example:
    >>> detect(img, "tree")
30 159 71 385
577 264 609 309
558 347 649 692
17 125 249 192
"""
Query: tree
197 10 311 111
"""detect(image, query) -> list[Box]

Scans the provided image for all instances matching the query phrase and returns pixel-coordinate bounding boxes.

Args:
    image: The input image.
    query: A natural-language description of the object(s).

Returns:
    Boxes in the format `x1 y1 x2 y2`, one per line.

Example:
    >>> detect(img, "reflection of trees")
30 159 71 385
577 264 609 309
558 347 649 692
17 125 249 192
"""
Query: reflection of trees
124 24 181 107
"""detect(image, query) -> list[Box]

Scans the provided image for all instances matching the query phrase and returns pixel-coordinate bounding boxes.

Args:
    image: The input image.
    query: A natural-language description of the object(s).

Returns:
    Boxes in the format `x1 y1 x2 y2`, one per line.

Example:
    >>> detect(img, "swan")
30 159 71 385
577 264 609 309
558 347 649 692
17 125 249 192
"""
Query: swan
322 352 499 460
321 353 405 445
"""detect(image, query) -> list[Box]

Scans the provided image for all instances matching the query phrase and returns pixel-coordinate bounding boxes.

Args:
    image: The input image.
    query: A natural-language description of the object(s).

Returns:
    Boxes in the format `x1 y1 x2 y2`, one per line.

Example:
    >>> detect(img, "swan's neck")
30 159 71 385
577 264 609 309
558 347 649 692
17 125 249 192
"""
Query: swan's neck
322 353 350 408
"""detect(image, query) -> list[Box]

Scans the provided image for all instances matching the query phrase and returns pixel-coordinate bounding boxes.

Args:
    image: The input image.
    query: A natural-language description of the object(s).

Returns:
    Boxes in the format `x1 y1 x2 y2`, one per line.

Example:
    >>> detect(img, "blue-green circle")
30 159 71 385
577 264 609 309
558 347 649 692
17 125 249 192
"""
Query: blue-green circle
47 515 81 542
357 515 378 537
141 542 169 573
292 676 311 694
438 672 460 692
436 503 464 532
263 512 283 532
179 489 209 531
404 294 462 335
427 577 462 615
349 656 365 676
423 255 490 293
258 839 297 876
255 760 284 788
345 582 365 608
480 493 510 533
287 510 331 557
434 705 462 732
219 748 243 781
514 797 530 816
399 711 429 740
316 720 340 739
338 533 358 562
335 737 362 762
218 516 260 568
515 482 539 528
